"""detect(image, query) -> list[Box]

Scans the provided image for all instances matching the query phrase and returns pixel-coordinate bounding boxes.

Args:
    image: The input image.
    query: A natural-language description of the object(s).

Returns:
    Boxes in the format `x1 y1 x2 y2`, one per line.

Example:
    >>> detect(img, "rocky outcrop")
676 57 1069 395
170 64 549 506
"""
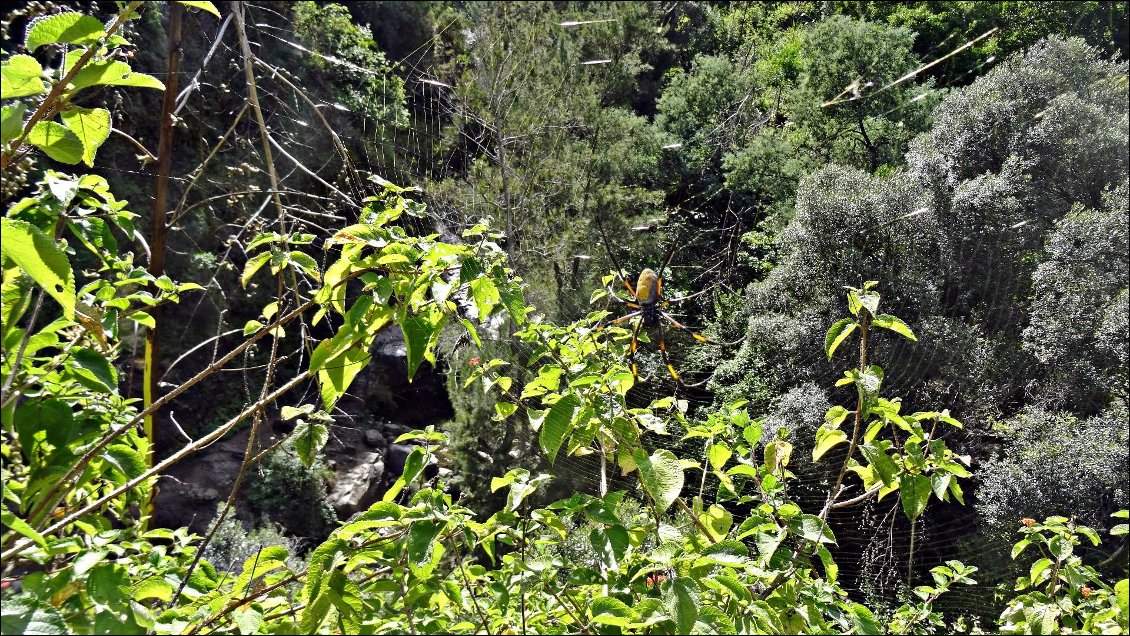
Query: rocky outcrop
328 453 385 518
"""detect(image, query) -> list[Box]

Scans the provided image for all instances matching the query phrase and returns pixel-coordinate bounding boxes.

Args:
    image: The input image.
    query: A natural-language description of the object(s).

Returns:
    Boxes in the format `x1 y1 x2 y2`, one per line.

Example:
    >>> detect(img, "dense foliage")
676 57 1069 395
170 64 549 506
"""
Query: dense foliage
2 1 1127 634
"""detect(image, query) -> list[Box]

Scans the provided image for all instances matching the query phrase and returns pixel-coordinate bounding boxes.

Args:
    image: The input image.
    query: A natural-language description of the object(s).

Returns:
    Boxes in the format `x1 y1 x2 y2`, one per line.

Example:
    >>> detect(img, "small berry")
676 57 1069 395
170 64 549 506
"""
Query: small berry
1081 586 1093 598
1021 518 1036 527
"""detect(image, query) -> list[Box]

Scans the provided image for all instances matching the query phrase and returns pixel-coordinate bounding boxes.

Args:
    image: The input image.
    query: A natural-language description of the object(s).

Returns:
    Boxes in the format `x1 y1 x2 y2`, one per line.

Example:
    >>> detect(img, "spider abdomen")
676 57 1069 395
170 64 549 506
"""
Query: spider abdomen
635 268 660 305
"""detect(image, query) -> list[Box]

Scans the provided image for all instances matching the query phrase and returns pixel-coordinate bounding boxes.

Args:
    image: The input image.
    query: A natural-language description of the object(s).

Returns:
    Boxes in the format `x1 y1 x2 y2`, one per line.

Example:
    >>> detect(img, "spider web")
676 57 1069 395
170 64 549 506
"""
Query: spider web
81 2 1126 624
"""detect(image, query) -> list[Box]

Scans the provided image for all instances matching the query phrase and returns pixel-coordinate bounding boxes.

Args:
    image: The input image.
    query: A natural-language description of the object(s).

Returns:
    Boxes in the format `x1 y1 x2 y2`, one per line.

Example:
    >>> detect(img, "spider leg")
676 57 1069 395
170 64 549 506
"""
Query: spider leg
596 215 639 299
658 322 680 381
605 289 641 308
629 319 644 379
662 286 713 305
608 310 643 326
660 310 744 346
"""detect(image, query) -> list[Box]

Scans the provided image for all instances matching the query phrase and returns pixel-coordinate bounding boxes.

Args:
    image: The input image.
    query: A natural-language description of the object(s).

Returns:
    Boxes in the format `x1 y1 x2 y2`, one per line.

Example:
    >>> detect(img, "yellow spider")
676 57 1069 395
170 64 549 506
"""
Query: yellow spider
596 217 738 385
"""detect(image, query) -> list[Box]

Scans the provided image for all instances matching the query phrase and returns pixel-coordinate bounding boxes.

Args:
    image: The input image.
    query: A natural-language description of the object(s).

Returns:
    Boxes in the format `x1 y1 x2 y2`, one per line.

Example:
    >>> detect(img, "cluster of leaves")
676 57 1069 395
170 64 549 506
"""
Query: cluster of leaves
1 6 173 167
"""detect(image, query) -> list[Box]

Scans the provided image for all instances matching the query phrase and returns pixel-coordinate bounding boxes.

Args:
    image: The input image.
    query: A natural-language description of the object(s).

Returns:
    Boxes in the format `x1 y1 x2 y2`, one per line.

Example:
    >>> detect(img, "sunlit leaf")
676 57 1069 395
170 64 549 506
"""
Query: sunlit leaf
539 394 580 464
824 317 856 359
1 219 75 320
177 1 221 18
634 448 684 514
1 55 45 98
27 121 83 164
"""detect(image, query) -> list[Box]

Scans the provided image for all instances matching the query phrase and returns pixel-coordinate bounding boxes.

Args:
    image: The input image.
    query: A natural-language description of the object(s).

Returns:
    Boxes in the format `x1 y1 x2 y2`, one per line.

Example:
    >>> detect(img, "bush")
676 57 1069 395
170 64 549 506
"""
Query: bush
976 402 1130 544
248 443 338 540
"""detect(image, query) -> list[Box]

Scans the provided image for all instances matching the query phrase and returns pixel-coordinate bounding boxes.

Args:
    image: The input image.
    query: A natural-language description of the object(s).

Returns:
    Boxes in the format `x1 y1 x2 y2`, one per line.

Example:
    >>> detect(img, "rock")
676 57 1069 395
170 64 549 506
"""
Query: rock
373 326 406 357
364 429 386 448
327 453 385 518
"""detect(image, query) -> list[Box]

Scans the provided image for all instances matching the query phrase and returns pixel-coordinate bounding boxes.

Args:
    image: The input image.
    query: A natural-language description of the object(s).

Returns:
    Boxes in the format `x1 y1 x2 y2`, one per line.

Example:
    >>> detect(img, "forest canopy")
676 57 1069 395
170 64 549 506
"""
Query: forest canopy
1 1 1127 634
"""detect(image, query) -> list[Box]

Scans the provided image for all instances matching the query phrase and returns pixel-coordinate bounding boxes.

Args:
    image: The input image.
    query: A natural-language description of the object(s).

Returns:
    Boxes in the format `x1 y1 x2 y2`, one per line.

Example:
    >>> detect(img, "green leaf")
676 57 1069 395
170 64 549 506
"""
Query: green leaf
292 420 328 468
539 394 580 465
105 444 146 479
25 12 104 51
1 55 46 98
706 574 751 602
871 313 917 341
72 347 116 392
824 318 857 359
132 576 175 603
1048 536 1073 561
401 313 437 381
900 474 931 521
633 448 684 514
468 276 500 320
59 107 110 167
27 121 83 164
407 520 442 565
70 60 165 92
289 251 321 281
859 442 899 487
1115 579 1128 618
128 311 155 329
664 578 698 635
233 608 262 636
498 281 527 325
850 603 883 635
2 104 28 147
177 1 222 18
0 597 67 635
241 251 271 287
930 473 952 502
383 447 427 502
1 509 47 549
317 347 367 410
591 597 635 626
707 442 732 471
1 221 75 320
813 426 848 462
789 514 836 544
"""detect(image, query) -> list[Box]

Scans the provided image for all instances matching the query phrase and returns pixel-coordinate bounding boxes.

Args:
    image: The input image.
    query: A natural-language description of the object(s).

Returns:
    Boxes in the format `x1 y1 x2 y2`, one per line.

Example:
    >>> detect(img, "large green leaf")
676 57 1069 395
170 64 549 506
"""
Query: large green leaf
317 346 368 410
69 60 164 92
538 394 580 464
590 597 635 627
27 121 83 164
401 313 437 381
25 12 104 51
1 509 47 549
1 55 46 98
633 448 684 514
789 513 837 544
292 420 328 468
468 276 499 320
0 597 67 635
0 218 75 319
663 578 698 635
407 519 442 565
498 280 527 325
72 347 117 393
900 474 931 521
59 107 110 167
813 426 848 462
